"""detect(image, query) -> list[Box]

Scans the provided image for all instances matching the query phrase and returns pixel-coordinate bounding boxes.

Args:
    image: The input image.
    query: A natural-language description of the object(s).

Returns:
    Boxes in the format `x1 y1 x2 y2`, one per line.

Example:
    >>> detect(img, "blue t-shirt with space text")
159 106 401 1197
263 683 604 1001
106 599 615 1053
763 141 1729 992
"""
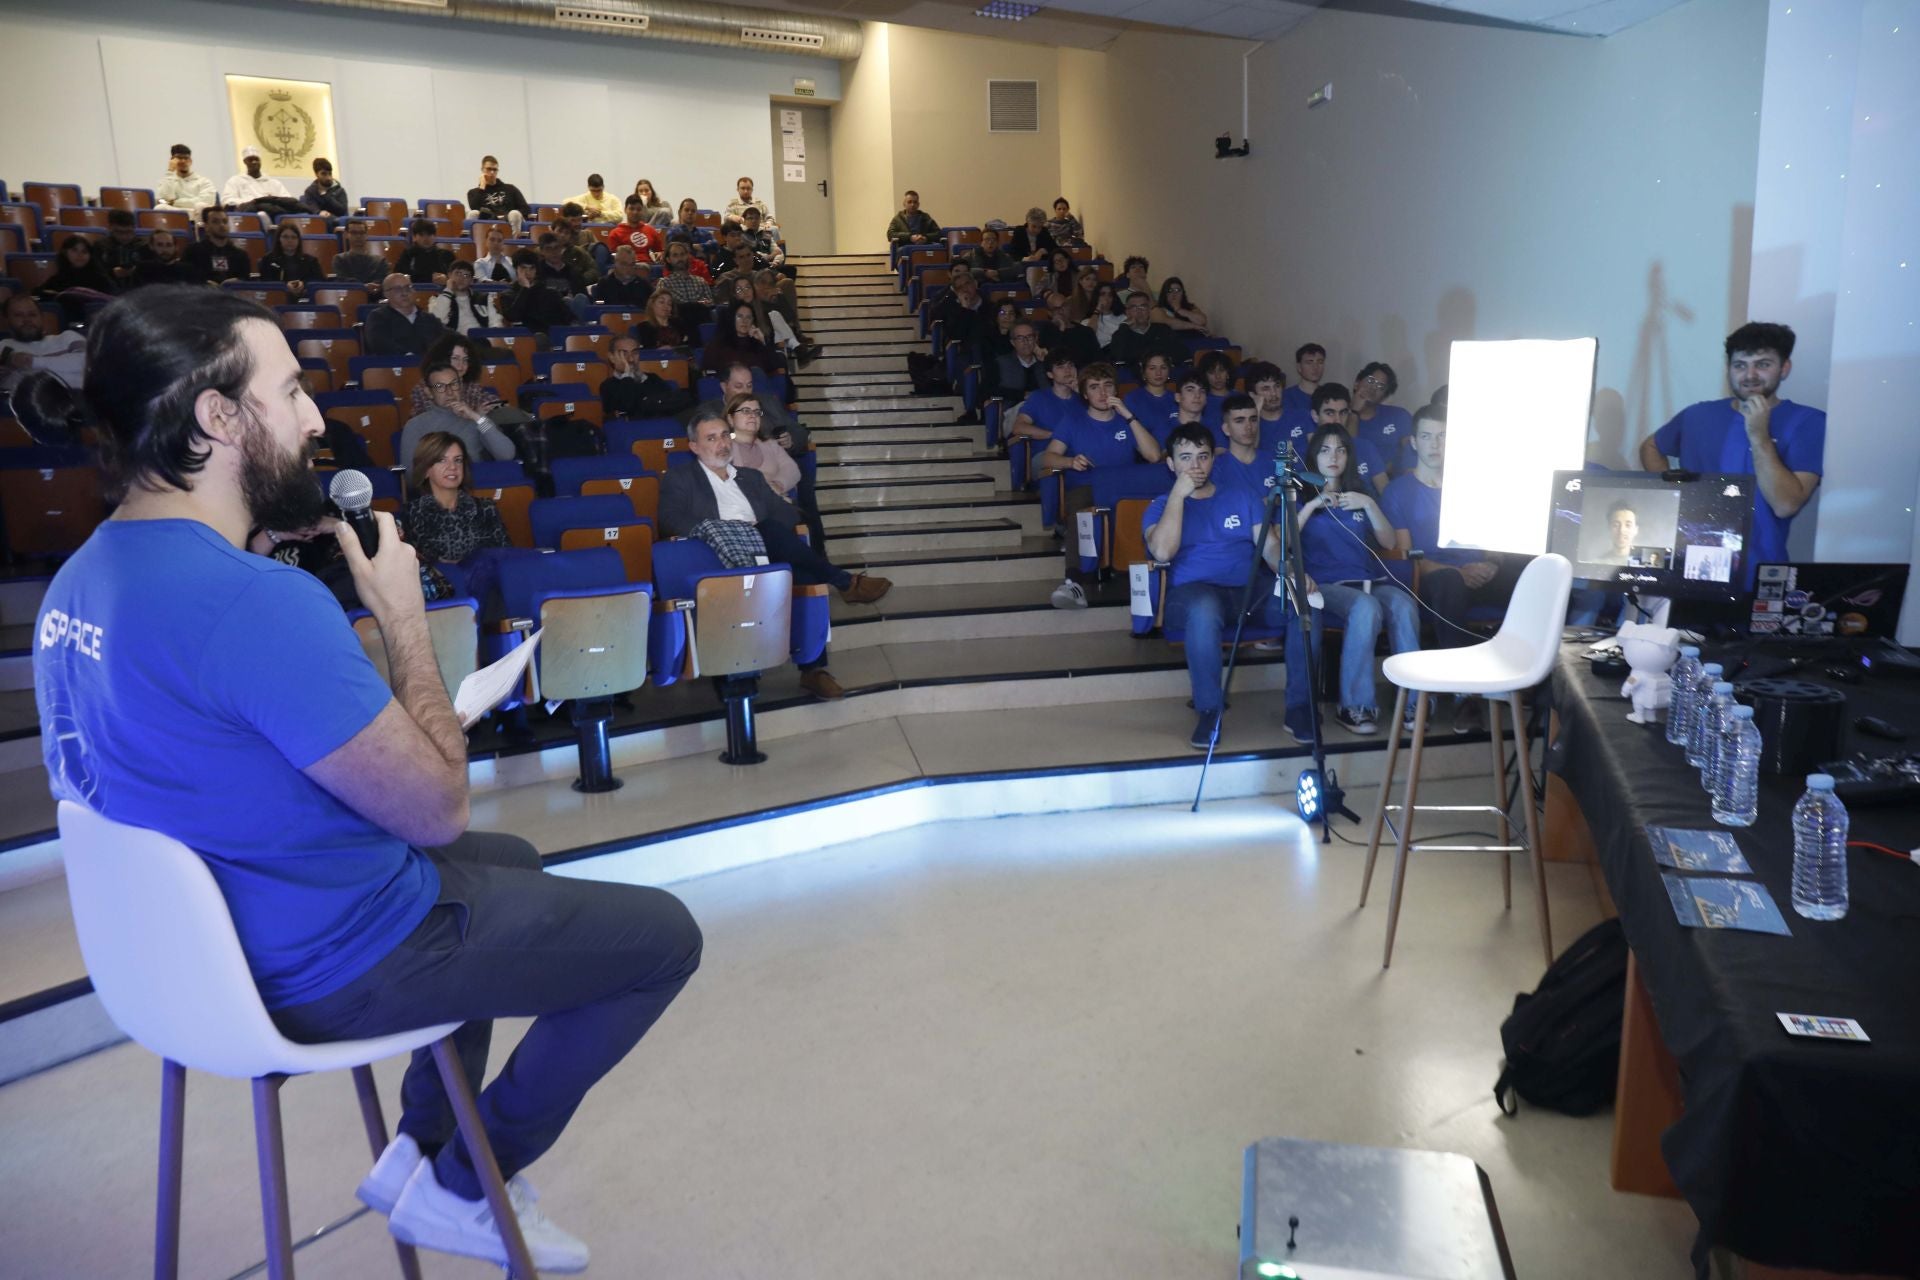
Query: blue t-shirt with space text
1143 486 1264 589
1650 397 1825 574
1124 387 1181 443
1050 408 1143 472
1300 499 1386 584
34 520 438 1009
1380 472 1480 567
1015 388 1083 437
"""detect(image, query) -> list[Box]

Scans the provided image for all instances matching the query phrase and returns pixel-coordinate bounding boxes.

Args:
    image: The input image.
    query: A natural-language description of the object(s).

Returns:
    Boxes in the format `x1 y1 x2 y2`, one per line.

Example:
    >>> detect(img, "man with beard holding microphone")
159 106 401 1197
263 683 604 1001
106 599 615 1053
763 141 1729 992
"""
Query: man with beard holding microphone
1639 321 1824 586
23 287 701 1274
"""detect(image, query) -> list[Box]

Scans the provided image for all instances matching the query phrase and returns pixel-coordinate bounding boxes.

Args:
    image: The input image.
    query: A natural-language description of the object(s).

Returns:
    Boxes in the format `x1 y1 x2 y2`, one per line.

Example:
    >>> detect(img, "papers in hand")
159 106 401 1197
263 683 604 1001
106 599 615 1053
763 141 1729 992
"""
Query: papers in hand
454 629 541 729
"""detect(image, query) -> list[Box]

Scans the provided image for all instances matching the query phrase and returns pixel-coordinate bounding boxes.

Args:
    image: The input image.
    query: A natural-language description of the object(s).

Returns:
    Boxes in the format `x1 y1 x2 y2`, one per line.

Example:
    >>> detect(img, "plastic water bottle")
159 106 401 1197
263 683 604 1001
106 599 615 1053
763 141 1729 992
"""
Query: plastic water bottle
1686 664 1726 767
1790 774 1850 920
1698 682 1735 791
1666 645 1703 747
1711 705 1761 827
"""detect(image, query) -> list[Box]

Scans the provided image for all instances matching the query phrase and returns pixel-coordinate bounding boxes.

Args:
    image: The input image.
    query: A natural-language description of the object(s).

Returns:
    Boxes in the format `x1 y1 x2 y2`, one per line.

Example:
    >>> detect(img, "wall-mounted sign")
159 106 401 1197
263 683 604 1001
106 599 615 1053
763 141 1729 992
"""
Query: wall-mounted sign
793 77 816 97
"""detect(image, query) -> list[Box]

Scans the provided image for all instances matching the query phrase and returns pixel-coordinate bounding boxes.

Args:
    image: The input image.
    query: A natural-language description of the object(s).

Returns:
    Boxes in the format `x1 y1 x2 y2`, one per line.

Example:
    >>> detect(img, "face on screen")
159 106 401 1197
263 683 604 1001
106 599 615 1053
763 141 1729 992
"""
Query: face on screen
1609 506 1638 555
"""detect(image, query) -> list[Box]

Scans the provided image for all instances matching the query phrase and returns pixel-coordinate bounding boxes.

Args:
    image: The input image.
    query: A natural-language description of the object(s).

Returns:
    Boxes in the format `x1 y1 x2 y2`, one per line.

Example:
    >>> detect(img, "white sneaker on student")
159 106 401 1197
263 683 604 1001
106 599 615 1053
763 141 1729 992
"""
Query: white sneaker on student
388 1157 590 1274
1051 578 1088 609
356 1133 423 1215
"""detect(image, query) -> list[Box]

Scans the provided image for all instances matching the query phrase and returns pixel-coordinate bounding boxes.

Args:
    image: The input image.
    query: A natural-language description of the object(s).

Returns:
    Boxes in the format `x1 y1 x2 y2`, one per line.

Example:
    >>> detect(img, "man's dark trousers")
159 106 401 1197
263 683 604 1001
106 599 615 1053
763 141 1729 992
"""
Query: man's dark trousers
273 831 702 1200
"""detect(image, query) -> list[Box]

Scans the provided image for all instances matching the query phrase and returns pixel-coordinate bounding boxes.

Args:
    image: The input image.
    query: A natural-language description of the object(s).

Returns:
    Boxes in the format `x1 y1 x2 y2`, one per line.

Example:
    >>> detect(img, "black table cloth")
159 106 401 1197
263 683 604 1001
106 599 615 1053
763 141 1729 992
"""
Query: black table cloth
1548 642 1920 1276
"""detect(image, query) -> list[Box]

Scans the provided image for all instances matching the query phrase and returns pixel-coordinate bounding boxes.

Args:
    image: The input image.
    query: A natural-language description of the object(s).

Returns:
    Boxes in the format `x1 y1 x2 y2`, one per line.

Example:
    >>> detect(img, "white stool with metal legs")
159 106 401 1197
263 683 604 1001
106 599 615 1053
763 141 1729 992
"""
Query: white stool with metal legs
56 801 541 1280
1358 553 1573 970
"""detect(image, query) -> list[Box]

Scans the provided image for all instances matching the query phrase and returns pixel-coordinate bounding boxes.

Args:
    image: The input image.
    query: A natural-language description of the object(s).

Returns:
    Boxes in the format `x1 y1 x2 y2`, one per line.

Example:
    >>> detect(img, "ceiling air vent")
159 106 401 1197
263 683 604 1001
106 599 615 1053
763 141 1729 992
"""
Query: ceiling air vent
988 79 1039 133
554 3 651 33
740 26 826 50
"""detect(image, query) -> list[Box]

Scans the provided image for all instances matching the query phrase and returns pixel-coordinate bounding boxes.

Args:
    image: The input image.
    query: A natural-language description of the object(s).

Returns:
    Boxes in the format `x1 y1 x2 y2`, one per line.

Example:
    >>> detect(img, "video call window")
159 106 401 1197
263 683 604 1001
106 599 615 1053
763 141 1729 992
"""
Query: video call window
1575 487 1679 570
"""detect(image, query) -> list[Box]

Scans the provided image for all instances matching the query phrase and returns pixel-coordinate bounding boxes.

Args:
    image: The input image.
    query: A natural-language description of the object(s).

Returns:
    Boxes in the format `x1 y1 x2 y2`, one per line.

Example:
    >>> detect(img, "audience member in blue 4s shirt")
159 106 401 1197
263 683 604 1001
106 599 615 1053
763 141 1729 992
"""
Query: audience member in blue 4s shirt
22 286 700 1273
1008 348 1084 444
1211 392 1282 503
1295 423 1421 737
1639 321 1824 586
1349 360 1413 480
1281 342 1325 419
1142 423 1291 751
1238 359 1286 459
1043 362 1164 610
1123 351 1182 444
1196 349 1236 433
1299 380 1386 489
1167 368 1228 450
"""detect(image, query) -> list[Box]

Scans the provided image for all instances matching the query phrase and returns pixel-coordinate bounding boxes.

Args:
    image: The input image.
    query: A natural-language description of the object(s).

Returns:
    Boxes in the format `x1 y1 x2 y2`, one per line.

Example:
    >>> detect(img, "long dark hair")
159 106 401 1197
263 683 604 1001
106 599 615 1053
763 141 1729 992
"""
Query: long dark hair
11 286 270 497
1305 424 1361 492
1156 276 1194 312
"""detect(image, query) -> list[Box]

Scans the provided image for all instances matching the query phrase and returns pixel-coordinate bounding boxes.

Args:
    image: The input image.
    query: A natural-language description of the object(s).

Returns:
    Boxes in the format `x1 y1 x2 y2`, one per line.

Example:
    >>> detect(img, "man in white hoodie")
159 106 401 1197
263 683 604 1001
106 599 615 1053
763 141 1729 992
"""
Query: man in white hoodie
155 144 217 217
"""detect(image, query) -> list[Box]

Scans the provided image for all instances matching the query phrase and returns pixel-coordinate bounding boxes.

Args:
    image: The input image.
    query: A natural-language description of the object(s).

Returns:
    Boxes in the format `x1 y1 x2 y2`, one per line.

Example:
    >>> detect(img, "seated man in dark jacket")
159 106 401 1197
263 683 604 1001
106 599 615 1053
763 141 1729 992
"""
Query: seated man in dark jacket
601 333 693 418
394 218 454 285
660 408 892 700
1034 290 1100 368
501 251 573 337
986 320 1047 402
1106 290 1186 371
964 226 1020 284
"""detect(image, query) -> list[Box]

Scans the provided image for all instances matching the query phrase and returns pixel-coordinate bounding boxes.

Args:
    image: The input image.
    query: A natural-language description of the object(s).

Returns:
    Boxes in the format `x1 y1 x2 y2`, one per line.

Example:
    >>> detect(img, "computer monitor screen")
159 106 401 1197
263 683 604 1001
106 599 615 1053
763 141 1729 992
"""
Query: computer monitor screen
1547 471 1753 600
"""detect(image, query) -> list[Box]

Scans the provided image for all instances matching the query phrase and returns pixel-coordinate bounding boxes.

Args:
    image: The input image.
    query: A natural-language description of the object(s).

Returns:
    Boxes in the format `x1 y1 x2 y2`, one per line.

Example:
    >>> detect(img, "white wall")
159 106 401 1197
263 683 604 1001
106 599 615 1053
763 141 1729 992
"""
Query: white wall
1750 0 1920 587
0 0 841 211
1063 0 1767 473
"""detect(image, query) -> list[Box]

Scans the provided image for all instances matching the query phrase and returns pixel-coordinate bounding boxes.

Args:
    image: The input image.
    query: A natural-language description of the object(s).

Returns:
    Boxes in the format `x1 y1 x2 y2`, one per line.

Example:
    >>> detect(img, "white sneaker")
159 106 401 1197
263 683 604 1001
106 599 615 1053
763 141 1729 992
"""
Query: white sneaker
357 1133 423 1215
1050 578 1088 609
388 1157 590 1274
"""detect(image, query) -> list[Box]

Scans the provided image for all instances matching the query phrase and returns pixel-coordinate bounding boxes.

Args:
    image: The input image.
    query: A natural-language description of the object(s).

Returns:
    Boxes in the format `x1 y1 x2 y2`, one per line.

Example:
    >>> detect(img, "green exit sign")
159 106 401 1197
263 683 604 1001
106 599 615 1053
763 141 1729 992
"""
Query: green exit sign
793 78 815 97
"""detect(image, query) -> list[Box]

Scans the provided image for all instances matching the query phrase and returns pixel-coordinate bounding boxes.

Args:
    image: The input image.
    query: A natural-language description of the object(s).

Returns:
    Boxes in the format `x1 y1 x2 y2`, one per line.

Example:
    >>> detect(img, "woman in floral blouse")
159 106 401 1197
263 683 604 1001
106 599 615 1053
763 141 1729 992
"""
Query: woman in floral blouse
404 432 510 567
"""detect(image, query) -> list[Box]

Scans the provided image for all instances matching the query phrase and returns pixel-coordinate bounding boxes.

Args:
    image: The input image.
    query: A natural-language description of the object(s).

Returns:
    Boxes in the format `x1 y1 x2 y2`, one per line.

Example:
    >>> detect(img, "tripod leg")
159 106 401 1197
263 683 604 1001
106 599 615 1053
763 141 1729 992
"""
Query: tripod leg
1359 684 1408 908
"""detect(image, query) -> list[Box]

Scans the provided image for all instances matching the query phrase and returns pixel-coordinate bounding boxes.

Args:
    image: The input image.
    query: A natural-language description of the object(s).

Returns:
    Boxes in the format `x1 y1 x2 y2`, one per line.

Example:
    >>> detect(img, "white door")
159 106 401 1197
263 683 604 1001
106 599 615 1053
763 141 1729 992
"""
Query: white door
768 103 834 256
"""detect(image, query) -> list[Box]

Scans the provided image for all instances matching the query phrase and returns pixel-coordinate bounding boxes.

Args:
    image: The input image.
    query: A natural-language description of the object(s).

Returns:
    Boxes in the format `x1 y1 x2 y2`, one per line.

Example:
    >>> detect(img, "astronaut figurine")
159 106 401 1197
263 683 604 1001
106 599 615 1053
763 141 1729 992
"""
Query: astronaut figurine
1617 620 1681 725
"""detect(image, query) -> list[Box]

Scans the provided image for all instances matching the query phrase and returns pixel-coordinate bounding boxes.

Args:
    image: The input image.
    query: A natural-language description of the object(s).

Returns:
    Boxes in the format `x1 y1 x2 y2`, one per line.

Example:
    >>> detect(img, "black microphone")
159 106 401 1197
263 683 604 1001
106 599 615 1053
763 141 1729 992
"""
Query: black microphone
327 469 381 559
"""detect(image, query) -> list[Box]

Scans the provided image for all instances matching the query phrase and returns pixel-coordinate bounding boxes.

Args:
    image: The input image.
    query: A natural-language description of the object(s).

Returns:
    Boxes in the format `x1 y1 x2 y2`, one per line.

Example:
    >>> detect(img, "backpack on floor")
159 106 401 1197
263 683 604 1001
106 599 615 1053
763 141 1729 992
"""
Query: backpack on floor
1492 917 1627 1117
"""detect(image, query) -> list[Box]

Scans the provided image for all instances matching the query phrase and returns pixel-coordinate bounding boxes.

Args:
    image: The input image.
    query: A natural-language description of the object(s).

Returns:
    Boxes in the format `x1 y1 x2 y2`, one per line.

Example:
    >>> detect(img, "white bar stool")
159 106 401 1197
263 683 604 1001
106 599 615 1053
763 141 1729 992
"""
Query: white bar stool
57 801 540 1280
1358 554 1573 969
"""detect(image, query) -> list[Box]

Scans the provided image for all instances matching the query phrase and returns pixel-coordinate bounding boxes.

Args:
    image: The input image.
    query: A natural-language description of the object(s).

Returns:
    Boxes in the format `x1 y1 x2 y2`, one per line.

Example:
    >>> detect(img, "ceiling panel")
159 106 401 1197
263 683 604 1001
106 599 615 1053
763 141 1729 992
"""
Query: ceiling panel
745 0 1691 50
1188 3 1314 38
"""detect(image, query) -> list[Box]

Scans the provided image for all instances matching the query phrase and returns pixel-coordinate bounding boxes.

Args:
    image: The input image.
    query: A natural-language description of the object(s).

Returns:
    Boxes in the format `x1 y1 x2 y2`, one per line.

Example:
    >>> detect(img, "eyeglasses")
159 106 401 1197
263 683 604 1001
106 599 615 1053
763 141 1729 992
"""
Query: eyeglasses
428 380 460 392
1359 375 1388 388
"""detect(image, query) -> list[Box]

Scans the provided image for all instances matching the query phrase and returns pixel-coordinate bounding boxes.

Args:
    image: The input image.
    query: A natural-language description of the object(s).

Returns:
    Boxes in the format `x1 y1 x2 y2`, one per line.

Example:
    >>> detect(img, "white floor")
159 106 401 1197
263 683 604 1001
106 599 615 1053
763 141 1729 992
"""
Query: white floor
0 786 1696 1279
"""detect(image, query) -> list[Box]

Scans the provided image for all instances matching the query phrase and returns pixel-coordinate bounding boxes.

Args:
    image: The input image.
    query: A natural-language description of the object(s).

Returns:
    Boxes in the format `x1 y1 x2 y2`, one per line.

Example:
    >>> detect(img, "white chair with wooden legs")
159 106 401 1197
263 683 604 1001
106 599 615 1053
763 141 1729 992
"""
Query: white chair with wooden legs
56 802 541 1280
1357 554 1573 970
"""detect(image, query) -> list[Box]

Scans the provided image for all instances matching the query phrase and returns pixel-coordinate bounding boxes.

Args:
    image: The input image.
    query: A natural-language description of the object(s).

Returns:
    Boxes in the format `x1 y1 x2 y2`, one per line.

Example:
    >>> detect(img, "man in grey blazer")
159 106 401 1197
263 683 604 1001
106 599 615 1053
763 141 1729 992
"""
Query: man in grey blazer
660 408 890 699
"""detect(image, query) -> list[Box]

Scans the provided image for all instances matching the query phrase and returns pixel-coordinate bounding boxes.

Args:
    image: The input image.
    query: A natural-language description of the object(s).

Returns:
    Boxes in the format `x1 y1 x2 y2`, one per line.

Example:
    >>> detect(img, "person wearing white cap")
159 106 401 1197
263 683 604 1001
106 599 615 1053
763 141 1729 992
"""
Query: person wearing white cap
221 146 305 216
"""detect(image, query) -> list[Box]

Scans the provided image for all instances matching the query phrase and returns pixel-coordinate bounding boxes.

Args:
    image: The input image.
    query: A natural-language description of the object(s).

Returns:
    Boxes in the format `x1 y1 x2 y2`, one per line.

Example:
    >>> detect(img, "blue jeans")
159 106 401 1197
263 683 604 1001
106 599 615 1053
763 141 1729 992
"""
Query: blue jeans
1163 576 1289 715
1313 580 1421 712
